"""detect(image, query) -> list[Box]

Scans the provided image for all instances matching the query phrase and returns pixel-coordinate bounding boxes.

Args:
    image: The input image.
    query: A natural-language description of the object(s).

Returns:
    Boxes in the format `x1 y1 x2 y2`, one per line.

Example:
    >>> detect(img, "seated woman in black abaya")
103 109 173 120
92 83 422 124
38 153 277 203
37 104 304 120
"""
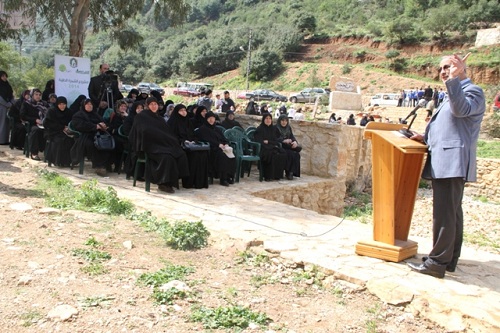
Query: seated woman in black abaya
254 113 286 181
195 111 236 186
43 96 74 167
128 97 189 194
275 114 301 180
71 98 112 176
167 104 209 189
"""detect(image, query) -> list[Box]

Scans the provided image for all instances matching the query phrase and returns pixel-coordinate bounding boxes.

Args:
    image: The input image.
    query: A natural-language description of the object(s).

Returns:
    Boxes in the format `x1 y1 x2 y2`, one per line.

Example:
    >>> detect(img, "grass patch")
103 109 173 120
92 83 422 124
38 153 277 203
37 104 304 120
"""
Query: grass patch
78 295 114 308
235 251 270 266
128 211 170 233
464 232 499 251
250 273 278 288
477 140 500 159
37 170 133 215
20 311 43 327
190 305 269 330
137 263 195 288
138 263 195 305
343 191 373 221
72 238 112 276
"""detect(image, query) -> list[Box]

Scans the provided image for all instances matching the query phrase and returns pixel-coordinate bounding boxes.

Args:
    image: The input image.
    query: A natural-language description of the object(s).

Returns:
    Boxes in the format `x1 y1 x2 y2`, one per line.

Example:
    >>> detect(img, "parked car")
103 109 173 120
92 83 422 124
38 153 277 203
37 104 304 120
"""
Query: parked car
245 89 287 102
369 93 399 106
289 88 330 105
120 84 135 93
173 86 202 97
137 82 165 96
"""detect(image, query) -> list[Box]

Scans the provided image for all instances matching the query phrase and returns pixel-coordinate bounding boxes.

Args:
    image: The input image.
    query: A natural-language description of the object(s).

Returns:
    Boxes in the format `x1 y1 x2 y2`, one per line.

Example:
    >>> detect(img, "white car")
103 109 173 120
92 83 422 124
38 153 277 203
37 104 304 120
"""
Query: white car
369 93 399 106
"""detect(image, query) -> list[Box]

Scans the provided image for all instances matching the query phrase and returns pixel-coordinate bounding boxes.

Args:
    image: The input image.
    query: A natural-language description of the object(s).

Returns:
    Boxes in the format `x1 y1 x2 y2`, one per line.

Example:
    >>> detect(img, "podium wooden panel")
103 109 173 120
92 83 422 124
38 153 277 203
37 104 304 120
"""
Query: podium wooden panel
355 122 427 262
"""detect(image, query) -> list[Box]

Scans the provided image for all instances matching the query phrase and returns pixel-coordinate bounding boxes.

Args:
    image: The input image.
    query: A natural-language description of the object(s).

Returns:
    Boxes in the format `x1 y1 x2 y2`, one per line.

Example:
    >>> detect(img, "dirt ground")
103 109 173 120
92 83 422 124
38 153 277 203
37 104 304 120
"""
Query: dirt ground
0 151 455 333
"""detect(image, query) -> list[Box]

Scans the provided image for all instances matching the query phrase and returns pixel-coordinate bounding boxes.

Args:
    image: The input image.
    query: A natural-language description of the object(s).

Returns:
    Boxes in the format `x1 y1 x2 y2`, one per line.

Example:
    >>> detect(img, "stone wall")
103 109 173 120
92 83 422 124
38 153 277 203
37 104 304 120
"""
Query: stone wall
233 115 499 215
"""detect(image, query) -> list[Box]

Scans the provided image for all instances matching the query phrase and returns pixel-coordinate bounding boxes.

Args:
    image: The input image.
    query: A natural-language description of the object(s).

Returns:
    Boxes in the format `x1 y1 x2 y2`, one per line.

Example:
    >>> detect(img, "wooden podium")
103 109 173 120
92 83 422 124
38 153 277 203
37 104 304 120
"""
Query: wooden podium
355 122 428 262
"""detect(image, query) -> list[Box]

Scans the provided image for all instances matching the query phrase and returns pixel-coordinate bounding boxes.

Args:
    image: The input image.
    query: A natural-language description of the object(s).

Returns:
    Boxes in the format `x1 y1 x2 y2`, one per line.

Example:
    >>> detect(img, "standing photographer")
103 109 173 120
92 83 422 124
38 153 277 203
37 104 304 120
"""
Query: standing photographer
88 63 123 110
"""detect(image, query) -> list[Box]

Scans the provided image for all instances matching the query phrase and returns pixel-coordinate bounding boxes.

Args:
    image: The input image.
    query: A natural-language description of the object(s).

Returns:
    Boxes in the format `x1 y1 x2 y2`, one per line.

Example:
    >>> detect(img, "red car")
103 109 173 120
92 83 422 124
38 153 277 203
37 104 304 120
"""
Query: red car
173 87 201 97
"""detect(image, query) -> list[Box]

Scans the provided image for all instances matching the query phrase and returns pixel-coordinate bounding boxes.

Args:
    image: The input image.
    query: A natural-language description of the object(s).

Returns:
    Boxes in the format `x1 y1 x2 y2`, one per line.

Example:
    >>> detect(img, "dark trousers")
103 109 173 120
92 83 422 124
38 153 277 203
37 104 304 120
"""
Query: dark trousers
428 177 465 267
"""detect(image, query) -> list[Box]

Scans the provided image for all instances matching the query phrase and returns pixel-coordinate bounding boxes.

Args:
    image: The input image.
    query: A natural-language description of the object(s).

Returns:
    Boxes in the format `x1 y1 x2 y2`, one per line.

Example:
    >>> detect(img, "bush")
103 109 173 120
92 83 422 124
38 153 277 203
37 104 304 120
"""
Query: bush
162 220 210 250
341 63 352 74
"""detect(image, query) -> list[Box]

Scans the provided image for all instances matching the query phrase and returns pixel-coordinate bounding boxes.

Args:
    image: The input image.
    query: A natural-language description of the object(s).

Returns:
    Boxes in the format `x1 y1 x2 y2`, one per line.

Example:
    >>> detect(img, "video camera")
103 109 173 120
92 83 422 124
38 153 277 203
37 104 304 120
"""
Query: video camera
103 70 119 88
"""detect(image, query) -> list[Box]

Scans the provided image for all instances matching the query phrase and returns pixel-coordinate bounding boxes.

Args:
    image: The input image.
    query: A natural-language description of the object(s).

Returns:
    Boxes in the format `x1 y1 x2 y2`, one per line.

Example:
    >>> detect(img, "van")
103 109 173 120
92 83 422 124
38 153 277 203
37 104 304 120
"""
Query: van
369 93 399 106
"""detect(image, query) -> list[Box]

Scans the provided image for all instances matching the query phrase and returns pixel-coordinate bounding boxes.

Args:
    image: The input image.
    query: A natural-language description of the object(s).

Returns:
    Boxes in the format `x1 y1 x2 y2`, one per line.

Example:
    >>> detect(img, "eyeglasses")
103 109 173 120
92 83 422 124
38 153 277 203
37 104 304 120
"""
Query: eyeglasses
438 65 451 72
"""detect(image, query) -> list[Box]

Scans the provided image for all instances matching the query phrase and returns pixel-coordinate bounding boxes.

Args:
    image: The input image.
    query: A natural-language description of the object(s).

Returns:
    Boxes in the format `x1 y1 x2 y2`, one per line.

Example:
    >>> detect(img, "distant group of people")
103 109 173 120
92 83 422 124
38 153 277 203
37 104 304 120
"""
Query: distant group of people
397 86 446 109
0 64 301 193
245 99 305 121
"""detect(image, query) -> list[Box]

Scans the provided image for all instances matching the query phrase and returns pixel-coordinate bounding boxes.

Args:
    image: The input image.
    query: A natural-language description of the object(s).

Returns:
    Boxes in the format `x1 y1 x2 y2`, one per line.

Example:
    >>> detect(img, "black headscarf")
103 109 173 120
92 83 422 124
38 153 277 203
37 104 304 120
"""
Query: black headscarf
195 111 227 150
122 101 144 136
167 104 197 142
221 110 242 130
191 105 207 129
0 72 14 102
70 95 87 114
127 88 140 99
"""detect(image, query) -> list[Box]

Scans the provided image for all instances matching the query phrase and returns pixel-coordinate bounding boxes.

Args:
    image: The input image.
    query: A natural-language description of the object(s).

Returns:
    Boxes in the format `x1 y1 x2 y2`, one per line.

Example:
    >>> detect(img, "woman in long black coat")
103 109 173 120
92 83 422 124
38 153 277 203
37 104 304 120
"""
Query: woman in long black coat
167 104 209 189
275 114 301 180
7 89 30 150
128 97 189 194
43 96 74 167
254 113 286 181
71 98 112 176
122 101 144 179
195 111 236 186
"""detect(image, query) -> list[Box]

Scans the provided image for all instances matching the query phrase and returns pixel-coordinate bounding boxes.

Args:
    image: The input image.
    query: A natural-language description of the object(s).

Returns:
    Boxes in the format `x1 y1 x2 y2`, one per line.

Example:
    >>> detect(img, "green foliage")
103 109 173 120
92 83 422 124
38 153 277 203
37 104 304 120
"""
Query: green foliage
162 220 210 250
20 311 43 327
341 63 352 74
385 50 400 59
72 248 112 262
152 288 188 305
138 264 195 288
384 17 421 45
37 171 134 216
246 49 283 82
236 251 270 266
477 140 500 159
128 211 171 233
138 263 195 305
343 191 373 221
190 305 269 330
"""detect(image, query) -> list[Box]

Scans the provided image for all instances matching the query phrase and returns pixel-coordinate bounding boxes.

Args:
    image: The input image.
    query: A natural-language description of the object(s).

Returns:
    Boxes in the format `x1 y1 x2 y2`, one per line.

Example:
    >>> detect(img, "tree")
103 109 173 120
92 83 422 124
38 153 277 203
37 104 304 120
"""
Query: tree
424 4 462 41
1 0 190 56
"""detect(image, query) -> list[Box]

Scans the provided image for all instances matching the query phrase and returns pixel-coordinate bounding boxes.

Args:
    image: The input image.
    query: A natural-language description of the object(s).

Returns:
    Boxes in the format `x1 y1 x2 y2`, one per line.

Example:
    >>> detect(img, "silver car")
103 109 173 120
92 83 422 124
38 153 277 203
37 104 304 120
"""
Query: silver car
289 88 330 105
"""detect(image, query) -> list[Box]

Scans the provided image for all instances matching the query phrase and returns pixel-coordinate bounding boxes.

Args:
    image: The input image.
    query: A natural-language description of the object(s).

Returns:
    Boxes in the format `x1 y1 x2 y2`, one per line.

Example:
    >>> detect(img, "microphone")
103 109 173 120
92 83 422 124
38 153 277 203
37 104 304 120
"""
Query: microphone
399 99 427 138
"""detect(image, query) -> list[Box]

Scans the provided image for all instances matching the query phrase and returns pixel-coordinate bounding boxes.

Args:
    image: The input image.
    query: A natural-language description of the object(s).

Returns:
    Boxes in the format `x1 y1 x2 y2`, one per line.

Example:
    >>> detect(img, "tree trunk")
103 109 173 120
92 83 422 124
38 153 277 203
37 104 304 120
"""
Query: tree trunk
68 0 90 57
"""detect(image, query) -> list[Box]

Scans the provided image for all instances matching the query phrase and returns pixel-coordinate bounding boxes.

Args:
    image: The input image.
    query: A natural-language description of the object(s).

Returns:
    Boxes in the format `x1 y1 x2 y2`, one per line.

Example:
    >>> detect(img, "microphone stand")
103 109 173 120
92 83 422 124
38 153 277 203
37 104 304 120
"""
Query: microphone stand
399 112 418 138
399 100 426 138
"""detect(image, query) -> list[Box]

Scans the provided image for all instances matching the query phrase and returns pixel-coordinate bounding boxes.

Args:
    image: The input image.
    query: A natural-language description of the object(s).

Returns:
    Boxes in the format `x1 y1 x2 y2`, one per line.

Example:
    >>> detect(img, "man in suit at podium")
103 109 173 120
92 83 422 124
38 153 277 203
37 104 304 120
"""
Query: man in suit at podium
408 53 485 278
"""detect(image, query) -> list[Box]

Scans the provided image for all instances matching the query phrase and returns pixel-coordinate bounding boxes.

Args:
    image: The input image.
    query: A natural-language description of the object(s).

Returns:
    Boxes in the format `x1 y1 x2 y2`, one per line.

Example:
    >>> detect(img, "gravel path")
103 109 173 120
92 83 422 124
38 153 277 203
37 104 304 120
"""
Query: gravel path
410 188 499 254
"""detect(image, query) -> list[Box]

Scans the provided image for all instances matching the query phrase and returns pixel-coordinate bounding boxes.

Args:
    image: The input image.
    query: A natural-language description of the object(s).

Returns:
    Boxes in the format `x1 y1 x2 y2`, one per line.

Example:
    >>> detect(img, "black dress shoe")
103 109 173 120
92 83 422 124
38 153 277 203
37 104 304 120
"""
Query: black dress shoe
219 180 229 187
422 256 457 272
407 262 445 278
228 178 234 184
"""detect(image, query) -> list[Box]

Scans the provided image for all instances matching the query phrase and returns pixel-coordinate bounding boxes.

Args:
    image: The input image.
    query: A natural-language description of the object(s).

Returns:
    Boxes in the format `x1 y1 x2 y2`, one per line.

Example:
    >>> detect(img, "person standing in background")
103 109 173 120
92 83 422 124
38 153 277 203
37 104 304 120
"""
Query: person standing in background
0 71 15 145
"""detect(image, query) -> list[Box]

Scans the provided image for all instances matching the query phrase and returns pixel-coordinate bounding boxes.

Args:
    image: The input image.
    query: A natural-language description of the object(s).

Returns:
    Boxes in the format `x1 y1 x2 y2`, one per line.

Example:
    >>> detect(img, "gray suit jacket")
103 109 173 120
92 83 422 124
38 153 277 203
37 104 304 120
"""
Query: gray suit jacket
422 77 485 182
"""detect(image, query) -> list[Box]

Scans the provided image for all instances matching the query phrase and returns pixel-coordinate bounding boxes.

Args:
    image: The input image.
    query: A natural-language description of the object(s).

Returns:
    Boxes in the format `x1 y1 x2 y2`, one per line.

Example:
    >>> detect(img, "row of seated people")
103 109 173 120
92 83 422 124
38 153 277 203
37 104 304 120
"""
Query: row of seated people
9 90 301 193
